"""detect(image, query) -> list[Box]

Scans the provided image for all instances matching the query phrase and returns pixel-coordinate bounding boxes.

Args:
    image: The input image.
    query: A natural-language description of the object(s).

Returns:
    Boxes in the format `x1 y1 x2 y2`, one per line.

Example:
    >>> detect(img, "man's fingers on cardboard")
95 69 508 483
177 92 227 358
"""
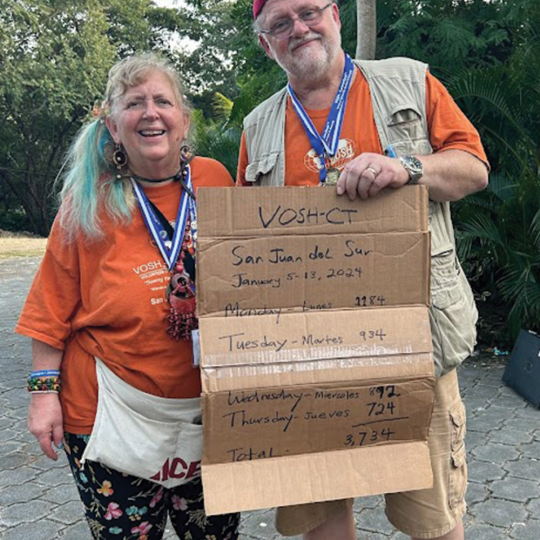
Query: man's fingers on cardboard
336 171 346 195
346 173 361 201
338 168 357 200
368 176 386 198
358 172 376 200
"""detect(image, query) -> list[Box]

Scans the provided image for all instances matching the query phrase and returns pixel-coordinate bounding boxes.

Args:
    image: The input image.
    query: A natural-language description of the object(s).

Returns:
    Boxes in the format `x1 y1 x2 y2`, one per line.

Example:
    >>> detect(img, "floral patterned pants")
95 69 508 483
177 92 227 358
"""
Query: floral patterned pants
64 433 240 540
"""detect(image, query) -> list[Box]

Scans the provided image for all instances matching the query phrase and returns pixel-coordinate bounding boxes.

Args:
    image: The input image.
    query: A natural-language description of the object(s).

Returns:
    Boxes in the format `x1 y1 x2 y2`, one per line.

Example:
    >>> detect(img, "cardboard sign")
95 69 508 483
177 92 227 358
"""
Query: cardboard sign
197 186 435 515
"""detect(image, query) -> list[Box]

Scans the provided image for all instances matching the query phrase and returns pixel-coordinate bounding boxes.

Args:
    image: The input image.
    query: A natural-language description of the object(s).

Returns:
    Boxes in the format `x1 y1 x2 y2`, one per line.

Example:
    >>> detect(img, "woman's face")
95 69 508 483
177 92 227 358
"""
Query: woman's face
106 70 189 178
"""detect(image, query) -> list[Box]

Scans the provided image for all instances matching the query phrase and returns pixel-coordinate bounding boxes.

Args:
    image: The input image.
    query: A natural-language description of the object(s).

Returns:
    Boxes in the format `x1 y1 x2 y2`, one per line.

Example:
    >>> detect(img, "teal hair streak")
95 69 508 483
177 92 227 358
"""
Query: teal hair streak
60 120 134 241
98 127 135 230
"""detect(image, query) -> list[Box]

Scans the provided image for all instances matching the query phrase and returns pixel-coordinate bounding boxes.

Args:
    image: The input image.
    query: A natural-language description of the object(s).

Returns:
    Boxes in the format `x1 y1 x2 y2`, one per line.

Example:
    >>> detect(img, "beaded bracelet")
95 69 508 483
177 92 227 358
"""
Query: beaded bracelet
27 370 61 393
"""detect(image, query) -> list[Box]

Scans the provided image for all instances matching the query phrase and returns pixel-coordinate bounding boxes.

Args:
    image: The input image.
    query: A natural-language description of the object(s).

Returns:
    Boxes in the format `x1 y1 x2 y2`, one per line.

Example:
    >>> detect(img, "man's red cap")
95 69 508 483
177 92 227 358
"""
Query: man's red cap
253 0 269 19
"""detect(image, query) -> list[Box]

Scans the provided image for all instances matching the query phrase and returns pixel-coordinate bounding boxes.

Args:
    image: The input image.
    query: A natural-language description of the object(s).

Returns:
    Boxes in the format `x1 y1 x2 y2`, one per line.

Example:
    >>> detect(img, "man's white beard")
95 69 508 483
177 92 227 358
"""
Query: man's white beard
271 31 341 83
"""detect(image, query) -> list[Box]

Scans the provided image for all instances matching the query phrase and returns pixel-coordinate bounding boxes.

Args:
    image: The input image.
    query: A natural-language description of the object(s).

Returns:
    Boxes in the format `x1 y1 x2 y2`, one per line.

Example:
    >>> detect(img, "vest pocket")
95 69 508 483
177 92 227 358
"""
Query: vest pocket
429 246 478 375
385 104 433 156
431 245 460 311
386 105 423 141
245 152 280 184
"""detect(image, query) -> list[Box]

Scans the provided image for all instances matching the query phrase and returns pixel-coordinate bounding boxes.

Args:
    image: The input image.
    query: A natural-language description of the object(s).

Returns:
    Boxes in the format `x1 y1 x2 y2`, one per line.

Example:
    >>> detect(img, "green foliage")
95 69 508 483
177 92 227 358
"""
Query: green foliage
184 0 287 172
0 0 115 234
356 0 540 339
0 0 183 235
170 0 251 105
456 171 540 338
376 0 518 73
409 0 540 339
192 110 242 179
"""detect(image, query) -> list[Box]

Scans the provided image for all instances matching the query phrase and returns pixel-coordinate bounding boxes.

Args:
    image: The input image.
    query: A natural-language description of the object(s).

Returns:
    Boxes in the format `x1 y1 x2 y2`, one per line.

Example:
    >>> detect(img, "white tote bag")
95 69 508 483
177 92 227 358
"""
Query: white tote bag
81 358 203 488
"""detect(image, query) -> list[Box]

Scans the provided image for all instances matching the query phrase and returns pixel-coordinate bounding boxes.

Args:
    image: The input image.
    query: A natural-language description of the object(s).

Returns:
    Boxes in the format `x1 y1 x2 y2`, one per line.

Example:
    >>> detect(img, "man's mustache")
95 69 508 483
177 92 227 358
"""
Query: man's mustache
289 32 323 52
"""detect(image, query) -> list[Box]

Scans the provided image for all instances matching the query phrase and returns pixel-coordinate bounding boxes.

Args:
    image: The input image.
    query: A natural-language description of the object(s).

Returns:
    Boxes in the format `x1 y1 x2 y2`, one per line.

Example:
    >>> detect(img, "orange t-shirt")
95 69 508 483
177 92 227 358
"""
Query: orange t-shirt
237 70 488 186
16 156 233 434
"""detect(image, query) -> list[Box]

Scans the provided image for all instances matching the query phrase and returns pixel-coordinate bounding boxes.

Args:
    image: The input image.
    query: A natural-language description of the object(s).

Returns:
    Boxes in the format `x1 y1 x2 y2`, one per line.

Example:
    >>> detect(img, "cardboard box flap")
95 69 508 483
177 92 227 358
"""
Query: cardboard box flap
202 375 435 465
202 443 433 516
197 231 430 317
199 306 432 371
197 185 428 238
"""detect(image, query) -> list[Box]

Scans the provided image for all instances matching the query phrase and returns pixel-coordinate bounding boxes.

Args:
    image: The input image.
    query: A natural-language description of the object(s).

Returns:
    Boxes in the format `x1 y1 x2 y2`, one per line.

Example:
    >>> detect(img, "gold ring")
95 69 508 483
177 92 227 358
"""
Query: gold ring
366 167 378 176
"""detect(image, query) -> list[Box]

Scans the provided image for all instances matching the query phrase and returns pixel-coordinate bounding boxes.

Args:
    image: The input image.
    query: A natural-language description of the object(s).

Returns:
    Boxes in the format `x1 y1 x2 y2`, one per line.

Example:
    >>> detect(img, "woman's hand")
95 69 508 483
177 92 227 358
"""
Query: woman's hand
28 393 64 460
29 339 64 460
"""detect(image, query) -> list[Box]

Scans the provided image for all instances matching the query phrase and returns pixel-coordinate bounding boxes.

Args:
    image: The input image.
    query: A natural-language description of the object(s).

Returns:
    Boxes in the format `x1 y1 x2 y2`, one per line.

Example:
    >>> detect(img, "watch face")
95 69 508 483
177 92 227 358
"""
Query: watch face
405 156 422 173
400 155 423 183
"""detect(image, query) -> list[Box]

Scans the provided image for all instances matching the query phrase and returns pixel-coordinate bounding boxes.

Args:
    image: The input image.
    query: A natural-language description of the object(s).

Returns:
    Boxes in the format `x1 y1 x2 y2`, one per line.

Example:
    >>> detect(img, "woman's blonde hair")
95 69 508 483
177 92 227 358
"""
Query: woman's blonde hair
104 53 192 119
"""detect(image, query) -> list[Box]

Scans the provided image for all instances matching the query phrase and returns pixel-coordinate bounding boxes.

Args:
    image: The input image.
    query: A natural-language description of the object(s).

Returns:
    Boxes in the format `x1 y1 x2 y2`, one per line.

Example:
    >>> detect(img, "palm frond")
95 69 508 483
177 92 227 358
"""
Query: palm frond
212 92 234 122
460 213 507 257
498 262 531 301
531 207 540 247
449 70 536 154
485 172 518 202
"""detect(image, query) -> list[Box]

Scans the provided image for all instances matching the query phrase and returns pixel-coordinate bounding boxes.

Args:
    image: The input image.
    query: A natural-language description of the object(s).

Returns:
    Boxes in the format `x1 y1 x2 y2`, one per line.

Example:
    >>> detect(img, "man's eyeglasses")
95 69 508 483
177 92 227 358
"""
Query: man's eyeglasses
259 3 333 41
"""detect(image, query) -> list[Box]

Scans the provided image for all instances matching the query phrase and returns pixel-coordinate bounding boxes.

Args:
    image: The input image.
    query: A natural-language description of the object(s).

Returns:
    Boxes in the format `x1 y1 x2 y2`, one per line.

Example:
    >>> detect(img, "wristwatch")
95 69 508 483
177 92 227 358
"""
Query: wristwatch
399 155 424 185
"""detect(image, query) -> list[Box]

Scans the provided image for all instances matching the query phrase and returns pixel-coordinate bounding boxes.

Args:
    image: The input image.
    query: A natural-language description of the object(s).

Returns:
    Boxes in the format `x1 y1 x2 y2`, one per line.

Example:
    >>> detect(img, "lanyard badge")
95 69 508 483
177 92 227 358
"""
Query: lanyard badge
131 166 197 272
288 53 354 185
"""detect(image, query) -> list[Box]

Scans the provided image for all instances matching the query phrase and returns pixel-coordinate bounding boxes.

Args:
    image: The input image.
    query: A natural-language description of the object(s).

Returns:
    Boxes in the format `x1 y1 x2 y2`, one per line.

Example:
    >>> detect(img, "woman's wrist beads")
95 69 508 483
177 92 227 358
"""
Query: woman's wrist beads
27 370 61 393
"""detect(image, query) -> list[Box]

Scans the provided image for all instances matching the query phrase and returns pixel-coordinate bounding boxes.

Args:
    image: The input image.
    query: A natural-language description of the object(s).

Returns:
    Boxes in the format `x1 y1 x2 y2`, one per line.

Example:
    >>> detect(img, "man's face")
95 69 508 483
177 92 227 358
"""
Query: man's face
258 0 342 82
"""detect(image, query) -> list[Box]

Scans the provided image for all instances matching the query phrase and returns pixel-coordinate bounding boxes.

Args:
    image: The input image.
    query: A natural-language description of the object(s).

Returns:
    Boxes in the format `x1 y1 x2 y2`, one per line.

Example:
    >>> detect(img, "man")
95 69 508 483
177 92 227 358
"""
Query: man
237 1 489 539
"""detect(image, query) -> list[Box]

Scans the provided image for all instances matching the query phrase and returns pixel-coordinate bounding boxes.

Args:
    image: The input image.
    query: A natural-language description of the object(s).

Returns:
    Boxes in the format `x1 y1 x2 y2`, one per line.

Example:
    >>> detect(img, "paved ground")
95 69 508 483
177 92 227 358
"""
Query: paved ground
1 256 539 540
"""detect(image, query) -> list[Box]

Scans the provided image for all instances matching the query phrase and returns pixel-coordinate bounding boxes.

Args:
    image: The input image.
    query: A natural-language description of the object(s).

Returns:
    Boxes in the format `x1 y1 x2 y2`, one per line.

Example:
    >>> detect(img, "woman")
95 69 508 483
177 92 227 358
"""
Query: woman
16 53 240 540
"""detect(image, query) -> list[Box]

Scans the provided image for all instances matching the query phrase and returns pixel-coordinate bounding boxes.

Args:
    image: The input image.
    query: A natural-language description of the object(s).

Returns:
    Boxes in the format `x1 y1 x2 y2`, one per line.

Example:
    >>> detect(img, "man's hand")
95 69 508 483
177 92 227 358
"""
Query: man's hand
336 149 489 202
28 392 64 460
336 153 409 201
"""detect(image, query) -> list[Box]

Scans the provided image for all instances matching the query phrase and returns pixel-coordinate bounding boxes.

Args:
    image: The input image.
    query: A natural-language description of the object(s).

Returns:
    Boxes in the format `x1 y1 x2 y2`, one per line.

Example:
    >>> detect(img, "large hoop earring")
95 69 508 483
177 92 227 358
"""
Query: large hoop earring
180 145 192 164
113 144 128 170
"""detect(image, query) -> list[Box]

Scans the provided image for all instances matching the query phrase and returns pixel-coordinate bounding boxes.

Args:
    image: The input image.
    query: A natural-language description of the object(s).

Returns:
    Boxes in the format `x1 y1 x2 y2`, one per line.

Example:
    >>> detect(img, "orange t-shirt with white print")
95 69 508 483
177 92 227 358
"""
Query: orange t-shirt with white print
237 70 488 186
16 156 233 434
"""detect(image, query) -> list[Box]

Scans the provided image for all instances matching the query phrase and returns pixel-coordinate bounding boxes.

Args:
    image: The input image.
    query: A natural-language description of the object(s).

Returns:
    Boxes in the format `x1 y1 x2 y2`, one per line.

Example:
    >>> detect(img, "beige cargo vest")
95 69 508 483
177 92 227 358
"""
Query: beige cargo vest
242 56 478 377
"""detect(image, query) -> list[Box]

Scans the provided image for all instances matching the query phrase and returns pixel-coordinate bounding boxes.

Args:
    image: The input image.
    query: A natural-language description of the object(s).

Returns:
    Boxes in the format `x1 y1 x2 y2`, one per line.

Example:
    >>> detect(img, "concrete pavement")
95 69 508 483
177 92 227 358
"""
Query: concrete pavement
1 255 539 539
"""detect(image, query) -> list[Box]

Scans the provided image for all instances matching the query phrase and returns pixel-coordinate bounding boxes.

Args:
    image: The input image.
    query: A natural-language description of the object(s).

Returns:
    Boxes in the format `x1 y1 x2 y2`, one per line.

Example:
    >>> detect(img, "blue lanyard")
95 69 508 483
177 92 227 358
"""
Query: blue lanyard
287 53 354 184
131 165 197 271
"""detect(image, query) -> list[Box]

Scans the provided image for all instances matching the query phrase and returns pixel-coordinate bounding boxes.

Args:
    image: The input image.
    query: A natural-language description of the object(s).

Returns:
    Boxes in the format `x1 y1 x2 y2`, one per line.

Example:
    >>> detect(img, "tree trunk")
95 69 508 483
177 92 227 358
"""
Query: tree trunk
356 0 377 60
